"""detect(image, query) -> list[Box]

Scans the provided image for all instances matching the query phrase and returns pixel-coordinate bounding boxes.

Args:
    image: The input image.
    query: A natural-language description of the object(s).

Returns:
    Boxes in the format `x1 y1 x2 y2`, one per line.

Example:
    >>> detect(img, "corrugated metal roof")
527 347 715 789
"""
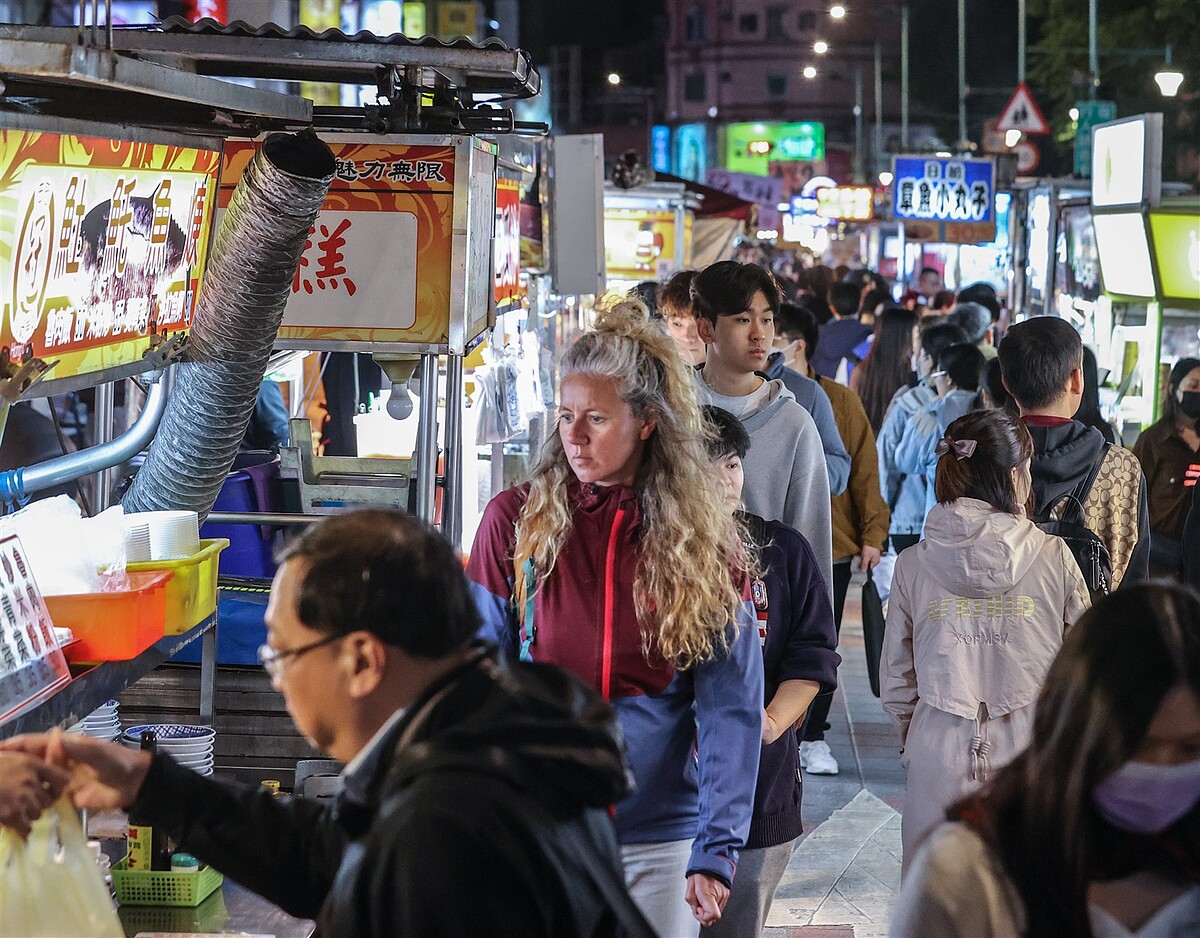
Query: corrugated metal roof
160 16 515 52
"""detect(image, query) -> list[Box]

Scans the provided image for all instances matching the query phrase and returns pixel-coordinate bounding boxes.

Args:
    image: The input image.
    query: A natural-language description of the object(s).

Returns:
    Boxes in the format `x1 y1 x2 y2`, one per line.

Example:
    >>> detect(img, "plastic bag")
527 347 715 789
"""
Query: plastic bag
0 497 129 595
0 797 124 937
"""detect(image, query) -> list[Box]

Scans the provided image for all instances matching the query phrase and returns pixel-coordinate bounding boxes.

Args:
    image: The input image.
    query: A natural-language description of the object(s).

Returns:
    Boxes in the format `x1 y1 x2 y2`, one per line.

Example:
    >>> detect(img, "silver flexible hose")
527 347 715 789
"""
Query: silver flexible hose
122 131 334 522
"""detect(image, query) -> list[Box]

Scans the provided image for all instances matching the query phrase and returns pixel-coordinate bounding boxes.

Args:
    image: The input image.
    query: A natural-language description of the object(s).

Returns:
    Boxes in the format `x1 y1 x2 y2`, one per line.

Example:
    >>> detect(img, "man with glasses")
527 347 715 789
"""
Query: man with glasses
1 510 643 937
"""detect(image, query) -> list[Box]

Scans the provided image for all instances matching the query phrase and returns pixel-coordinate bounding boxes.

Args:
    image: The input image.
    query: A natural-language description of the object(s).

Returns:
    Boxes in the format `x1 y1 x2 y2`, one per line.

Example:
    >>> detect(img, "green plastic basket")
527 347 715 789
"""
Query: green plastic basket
112 858 223 907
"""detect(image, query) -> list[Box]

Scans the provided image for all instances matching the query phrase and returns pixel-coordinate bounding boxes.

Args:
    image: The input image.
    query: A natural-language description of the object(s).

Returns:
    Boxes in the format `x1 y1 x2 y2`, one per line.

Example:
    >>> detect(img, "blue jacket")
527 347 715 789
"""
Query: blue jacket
466 482 764 886
741 514 839 849
763 353 851 496
894 389 981 531
877 383 937 536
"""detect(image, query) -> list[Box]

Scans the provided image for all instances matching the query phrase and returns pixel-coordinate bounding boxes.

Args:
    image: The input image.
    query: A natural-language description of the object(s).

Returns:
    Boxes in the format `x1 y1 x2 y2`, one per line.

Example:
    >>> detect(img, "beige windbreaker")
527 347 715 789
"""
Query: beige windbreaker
881 498 1090 742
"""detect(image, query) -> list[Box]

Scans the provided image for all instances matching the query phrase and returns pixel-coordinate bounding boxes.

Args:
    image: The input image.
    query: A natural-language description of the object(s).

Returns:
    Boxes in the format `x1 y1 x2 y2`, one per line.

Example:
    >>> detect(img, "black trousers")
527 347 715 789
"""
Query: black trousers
802 559 853 742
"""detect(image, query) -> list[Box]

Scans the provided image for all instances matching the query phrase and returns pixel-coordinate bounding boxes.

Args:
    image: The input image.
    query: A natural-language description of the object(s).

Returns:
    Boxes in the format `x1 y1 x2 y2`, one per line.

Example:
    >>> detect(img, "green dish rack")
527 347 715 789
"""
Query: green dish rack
112 858 223 907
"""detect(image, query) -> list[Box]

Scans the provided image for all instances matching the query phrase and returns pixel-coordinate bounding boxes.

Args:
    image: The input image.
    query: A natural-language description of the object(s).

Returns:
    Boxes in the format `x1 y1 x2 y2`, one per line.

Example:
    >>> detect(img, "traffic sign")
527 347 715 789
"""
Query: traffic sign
997 82 1050 135
1015 140 1040 174
1074 100 1118 177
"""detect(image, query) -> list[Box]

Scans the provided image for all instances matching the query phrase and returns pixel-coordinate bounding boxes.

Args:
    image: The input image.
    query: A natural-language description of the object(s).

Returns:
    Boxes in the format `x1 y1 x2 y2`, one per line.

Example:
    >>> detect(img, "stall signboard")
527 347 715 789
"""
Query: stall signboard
1091 114 1162 209
651 126 672 174
705 169 783 207
675 124 708 183
1148 212 1200 306
494 176 521 312
723 122 825 176
815 186 874 222
219 134 497 353
891 155 996 244
0 535 70 725
0 128 220 387
1093 212 1156 299
604 208 689 282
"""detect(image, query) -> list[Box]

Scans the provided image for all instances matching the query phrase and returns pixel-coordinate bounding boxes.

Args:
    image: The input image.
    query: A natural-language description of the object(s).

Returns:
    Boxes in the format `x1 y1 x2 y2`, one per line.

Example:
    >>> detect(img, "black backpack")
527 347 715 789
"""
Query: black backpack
1035 444 1113 600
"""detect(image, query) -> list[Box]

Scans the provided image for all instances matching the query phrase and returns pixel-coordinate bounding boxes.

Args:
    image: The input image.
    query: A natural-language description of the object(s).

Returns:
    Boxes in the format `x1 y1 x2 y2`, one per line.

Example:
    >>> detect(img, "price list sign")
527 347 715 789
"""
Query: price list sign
0 535 70 723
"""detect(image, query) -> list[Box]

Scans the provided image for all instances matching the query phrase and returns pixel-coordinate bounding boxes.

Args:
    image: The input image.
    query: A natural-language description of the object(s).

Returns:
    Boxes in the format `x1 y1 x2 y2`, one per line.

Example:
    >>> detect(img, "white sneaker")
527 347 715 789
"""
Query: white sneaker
799 740 839 775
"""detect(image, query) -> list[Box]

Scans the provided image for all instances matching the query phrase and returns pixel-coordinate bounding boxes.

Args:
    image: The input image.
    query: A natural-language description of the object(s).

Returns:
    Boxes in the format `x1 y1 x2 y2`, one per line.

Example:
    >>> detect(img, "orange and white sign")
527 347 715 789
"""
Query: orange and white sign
219 135 495 349
494 176 521 311
0 129 221 383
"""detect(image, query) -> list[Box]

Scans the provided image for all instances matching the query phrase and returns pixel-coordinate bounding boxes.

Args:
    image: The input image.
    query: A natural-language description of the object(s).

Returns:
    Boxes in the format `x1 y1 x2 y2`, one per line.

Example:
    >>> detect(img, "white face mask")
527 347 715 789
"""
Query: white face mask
1092 758 1200 834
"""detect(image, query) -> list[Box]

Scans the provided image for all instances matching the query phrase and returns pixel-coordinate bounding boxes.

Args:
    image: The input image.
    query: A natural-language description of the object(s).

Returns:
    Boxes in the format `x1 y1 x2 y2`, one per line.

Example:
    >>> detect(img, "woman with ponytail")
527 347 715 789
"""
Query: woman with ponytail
880 409 1090 872
467 298 764 936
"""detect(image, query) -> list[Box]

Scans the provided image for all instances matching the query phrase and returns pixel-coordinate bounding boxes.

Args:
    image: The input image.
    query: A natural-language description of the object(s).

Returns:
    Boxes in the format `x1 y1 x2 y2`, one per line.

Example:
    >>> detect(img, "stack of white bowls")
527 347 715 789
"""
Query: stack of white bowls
129 511 200 561
67 700 121 741
123 520 152 563
121 723 215 776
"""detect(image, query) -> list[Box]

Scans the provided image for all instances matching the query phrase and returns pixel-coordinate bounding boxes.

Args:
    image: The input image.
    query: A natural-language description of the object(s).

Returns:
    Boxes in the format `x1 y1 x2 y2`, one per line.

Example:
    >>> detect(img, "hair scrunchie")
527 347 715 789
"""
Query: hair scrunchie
935 437 977 460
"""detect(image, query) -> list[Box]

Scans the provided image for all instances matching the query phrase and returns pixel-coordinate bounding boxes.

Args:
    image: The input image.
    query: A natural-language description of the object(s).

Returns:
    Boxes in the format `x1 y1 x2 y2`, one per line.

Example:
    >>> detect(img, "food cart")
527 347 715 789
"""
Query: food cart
0 9 541 932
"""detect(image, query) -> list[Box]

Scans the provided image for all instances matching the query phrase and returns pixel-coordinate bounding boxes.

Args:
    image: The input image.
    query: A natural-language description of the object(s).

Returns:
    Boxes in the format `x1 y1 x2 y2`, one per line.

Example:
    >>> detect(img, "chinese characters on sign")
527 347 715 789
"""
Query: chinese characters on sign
219 138 484 347
891 155 997 244
0 535 70 723
0 130 220 383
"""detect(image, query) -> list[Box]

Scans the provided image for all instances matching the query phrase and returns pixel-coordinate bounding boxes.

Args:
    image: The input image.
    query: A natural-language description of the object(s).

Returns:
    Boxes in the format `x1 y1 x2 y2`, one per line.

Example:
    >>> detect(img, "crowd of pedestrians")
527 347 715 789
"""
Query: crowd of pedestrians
1 255 1197 937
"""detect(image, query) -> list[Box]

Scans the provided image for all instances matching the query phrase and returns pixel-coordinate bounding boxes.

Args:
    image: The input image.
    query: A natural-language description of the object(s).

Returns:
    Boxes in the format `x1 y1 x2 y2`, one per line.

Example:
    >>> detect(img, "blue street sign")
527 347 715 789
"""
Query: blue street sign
892 156 995 224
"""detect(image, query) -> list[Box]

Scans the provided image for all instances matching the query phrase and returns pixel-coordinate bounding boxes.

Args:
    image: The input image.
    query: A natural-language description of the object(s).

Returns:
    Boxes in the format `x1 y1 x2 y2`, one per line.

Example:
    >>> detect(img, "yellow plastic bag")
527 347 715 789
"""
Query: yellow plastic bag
0 797 123 937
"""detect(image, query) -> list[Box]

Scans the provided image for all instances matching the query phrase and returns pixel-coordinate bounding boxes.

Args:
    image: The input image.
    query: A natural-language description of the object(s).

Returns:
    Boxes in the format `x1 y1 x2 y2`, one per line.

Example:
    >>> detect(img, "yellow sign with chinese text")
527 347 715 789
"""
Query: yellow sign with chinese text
219 135 495 350
0 130 221 384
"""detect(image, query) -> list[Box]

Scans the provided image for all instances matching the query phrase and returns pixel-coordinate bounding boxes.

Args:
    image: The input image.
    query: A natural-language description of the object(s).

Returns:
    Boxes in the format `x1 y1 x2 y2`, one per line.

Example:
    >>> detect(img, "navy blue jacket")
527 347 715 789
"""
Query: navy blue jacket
741 513 840 849
812 318 872 380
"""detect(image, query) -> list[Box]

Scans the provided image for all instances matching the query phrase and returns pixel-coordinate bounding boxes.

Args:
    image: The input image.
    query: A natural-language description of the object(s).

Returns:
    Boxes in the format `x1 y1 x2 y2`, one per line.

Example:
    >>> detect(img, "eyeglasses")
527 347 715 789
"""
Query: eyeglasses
257 633 343 679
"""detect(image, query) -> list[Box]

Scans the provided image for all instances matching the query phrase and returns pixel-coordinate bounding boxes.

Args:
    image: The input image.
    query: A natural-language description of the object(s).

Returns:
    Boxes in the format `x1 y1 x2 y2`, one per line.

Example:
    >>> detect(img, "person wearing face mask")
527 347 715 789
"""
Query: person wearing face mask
891 582 1200 938
1133 358 1200 577
881 409 1091 872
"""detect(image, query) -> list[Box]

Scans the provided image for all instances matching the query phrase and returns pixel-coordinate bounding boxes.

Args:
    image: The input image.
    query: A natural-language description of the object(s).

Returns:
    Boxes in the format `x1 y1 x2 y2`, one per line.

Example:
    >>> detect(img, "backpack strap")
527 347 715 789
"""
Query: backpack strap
1057 443 1110 527
517 558 537 662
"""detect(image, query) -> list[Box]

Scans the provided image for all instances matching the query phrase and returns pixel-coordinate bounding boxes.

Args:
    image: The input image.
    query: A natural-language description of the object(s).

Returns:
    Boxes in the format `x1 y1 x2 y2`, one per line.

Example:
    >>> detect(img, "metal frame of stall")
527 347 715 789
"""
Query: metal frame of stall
0 12 540 736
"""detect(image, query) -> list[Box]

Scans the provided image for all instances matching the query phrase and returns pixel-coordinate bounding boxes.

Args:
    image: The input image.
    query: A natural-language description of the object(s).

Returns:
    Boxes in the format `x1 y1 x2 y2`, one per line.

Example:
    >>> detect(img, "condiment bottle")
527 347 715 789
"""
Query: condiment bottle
125 731 156 870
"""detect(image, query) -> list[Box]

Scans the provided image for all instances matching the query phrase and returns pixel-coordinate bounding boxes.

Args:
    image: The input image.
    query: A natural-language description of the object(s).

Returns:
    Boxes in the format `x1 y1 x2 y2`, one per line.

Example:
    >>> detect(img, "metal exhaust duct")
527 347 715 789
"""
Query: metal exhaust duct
122 131 334 522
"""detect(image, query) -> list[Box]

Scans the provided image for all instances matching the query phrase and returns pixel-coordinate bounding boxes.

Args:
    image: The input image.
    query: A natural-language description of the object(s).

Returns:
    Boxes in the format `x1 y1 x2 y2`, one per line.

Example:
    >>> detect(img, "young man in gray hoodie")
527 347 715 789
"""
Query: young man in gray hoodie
691 261 833 593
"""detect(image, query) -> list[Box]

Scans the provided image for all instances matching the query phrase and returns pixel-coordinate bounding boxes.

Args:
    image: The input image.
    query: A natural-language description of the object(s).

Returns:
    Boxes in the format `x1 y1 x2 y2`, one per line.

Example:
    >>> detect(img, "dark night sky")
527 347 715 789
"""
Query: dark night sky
514 1 1035 151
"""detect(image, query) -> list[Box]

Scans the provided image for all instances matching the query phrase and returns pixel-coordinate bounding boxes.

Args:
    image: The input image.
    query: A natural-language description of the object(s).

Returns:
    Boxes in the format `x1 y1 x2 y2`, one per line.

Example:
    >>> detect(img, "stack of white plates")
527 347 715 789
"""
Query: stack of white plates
130 511 200 561
67 700 121 741
121 723 215 776
123 520 152 562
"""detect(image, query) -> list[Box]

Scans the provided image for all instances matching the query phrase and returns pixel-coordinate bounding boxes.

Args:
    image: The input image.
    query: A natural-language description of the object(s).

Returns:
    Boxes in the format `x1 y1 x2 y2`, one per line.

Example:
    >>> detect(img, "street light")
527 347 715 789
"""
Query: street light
1154 42 1185 96
803 66 818 79
1155 69 1185 96
1005 128 1022 147
607 72 621 86
814 40 829 54
1069 106 1080 121
830 5 847 19
878 170 894 186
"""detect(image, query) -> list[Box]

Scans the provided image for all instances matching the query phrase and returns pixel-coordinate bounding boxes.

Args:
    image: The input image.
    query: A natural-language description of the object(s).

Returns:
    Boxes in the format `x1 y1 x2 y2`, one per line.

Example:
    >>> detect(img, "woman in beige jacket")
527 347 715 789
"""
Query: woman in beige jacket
881 409 1090 872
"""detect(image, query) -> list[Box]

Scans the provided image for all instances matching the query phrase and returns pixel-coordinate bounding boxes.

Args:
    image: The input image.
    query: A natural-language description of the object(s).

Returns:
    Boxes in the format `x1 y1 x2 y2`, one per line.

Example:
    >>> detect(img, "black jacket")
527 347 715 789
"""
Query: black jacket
132 646 636 936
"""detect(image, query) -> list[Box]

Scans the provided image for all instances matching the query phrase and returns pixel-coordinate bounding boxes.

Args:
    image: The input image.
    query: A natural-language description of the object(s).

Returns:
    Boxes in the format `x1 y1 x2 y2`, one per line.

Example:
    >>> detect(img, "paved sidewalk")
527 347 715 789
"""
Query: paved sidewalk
764 573 906 938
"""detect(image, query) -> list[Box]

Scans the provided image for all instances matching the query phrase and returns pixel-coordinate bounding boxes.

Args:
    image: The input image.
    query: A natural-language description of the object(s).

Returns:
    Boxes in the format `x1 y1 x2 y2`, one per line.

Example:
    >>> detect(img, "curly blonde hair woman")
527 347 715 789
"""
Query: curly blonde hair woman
468 299 765 937
515 299 747 667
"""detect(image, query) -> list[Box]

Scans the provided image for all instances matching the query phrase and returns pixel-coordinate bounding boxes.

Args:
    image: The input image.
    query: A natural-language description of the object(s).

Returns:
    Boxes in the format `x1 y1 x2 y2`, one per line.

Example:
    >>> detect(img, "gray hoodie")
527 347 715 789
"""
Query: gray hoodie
695 374 833 594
